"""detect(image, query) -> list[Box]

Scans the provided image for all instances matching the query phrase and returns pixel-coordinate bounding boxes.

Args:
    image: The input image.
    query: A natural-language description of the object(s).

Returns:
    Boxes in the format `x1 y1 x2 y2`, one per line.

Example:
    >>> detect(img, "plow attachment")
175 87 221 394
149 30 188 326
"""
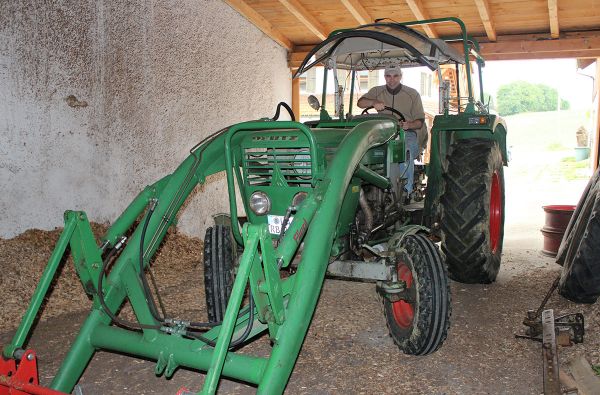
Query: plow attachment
0 350 65 395
2 120 397 394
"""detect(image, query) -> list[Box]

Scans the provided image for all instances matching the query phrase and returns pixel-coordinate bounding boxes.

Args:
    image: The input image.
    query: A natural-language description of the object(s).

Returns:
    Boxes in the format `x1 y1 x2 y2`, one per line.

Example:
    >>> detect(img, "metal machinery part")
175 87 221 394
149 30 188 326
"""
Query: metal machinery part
542 309 561 395
519 276 585 345
516 275 586 395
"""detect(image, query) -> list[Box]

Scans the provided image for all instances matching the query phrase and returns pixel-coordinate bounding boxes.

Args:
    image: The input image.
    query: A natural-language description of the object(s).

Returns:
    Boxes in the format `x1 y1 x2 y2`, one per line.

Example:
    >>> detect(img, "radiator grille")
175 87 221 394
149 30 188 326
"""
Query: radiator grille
243 147 312 186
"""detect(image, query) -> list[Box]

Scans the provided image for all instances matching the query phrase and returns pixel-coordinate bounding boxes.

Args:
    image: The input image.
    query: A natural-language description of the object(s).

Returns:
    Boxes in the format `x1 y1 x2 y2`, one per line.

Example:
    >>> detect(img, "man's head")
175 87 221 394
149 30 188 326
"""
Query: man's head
384 65 402 89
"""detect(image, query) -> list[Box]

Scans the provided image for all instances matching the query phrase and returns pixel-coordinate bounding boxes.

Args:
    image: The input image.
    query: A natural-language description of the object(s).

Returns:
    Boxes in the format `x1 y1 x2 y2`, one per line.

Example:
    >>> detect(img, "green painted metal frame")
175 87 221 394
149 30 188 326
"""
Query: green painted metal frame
2 119 396 395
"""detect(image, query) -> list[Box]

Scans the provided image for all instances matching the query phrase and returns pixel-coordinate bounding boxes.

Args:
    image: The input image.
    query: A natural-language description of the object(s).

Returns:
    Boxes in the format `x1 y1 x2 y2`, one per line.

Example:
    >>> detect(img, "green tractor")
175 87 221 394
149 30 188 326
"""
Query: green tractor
2 18 507 395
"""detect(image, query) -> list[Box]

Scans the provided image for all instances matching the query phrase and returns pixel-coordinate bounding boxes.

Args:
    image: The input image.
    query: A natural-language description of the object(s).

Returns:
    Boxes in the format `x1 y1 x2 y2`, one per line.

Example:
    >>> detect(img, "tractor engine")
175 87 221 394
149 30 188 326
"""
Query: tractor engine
349 183 402 258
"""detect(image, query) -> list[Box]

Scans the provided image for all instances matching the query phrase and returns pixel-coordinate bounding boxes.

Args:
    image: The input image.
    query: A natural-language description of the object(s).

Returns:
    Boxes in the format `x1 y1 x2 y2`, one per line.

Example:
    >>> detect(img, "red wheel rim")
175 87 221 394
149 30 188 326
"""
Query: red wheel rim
392 263 414 328
489 171 502 253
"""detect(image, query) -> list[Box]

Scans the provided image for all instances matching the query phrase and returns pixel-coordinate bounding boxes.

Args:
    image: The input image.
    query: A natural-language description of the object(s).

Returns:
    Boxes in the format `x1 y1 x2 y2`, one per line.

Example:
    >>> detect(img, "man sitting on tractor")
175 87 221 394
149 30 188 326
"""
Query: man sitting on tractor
357 65 427 200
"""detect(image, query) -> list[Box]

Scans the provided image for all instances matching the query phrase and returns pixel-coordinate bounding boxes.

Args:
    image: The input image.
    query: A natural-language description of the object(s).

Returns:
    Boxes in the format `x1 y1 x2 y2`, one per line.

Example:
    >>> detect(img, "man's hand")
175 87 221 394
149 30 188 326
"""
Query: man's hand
357 97 385 111
400 119 424 130
372 100 385 111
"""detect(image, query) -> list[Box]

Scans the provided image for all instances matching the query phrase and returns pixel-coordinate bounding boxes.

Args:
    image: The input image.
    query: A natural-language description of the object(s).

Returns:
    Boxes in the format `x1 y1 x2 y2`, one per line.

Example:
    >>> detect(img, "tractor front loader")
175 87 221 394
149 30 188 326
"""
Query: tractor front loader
3 119 434 395
2 17 505 395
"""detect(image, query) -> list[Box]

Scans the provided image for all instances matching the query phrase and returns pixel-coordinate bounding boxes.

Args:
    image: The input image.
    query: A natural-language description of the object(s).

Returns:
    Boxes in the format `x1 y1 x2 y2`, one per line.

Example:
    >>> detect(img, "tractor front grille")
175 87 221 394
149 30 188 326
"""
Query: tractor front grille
243 147 313 186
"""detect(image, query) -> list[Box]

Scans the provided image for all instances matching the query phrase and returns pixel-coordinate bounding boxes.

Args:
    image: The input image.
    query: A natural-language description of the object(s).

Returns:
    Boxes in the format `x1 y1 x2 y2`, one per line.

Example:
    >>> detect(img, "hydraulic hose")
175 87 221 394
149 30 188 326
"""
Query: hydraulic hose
271 102 295 121
137 197 255 347
97 240 163 330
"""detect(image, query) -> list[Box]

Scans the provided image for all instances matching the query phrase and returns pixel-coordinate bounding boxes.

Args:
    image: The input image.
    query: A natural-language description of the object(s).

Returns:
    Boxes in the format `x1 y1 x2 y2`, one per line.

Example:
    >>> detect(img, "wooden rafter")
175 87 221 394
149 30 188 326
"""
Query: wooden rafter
577 58 596 70
474 0 497 42
548 0 559 38
278 0 328 41
404 0 438 38
290 32 600 68
340 0 372 25
477 33 600 60
595 57 600 170
224 0 293 50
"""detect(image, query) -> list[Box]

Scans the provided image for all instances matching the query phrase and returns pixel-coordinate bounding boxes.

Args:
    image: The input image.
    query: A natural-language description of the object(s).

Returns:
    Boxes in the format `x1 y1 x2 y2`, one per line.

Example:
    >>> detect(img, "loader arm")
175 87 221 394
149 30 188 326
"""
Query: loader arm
2 119 396 395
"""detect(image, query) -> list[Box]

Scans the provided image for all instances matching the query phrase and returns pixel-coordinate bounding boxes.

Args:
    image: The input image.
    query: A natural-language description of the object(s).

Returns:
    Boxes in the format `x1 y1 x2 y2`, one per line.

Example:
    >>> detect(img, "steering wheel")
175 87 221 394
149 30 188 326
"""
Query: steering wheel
361 106 406 122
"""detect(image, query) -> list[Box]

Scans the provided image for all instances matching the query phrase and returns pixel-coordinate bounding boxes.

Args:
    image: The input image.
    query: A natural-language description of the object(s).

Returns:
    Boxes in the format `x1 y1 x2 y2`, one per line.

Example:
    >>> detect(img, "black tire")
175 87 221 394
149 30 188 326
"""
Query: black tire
558 176 600 304
203 225 234 322
556 167 600 265
383 234 451 355
440 139 505 283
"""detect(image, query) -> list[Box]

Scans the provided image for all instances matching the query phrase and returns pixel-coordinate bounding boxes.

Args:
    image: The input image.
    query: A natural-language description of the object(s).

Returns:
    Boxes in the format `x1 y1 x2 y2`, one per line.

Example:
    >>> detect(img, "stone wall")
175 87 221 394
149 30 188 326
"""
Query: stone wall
0 0 291 238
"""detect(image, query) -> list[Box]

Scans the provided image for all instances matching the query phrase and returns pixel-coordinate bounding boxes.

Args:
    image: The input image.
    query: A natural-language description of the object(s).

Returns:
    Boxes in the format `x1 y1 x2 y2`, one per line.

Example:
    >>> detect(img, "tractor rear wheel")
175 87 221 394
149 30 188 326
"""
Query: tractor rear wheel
383 234 451 355
440 139 505 283
558 172 600 304
204 225 234 322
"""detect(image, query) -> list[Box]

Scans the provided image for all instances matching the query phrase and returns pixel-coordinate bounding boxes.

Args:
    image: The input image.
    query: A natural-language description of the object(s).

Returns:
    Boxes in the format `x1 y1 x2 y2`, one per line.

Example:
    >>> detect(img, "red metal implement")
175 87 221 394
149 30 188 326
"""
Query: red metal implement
0 350 66 395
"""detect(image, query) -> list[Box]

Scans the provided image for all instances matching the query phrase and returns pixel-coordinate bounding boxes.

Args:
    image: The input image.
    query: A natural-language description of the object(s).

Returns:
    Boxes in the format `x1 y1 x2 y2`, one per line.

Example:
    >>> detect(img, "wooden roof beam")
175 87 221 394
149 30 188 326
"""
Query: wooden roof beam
278 0 328 41
405 0 438 38
224 0 293 50
577 58 596 70
340 0 372 25
474 0 497 42
548 0 559 39
475 33 600 60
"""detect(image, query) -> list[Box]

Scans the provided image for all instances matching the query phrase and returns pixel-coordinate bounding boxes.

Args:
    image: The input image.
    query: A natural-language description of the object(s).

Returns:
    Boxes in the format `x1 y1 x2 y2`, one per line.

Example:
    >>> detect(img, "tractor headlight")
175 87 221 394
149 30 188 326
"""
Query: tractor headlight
250 191 271 215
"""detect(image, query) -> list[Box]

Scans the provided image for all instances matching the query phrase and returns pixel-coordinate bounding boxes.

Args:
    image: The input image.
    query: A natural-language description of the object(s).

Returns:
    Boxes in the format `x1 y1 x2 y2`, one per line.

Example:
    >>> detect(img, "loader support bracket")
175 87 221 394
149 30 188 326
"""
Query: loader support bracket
0 350 67 395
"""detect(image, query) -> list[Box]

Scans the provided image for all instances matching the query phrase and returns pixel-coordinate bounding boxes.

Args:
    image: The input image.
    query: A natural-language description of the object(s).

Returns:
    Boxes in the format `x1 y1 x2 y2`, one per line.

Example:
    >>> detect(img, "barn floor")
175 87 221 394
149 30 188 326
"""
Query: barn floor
1 169 599 394
1 223 599 394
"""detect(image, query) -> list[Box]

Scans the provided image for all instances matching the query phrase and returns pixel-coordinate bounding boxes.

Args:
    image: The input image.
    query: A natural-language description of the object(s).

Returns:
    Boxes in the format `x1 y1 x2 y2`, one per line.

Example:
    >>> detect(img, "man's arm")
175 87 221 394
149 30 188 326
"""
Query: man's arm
357 87 385 111
357 96 385 111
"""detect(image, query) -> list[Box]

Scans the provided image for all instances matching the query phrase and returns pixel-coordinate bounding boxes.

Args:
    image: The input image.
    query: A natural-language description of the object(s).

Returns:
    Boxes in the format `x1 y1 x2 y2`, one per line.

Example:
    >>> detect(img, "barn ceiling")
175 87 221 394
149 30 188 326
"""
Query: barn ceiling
223 0 600 67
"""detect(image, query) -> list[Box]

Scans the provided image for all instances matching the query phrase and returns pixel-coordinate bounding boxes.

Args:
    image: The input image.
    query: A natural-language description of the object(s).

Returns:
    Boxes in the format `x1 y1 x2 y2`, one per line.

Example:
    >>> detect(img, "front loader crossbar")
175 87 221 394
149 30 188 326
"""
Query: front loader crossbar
2 119 397 395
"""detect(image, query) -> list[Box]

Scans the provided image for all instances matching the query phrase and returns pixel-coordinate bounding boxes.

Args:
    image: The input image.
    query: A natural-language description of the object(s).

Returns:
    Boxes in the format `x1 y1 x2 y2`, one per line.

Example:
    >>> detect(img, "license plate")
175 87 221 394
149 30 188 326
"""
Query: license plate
268 215 293 235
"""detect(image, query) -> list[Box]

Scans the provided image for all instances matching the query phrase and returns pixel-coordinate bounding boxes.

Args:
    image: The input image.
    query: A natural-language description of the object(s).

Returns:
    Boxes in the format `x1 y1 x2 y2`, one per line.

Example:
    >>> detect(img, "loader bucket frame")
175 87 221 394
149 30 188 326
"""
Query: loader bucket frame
2 119 396 395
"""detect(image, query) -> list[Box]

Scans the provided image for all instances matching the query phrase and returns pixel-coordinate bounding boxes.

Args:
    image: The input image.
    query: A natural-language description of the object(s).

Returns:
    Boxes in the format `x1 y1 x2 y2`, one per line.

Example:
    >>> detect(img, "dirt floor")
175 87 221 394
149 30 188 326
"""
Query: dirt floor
1 174 599 394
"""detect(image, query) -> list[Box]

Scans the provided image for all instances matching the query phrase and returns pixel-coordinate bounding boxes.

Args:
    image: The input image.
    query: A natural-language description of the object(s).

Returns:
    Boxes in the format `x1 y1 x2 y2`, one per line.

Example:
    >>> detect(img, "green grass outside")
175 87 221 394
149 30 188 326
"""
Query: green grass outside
504 109 591 151
503 109 594 181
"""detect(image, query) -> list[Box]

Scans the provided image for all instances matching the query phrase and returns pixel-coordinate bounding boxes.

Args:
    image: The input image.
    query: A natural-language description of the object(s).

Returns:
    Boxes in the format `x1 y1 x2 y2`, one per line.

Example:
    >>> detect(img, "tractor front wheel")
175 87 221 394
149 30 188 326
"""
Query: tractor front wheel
383 234 451 355
203 225 234 322
440 139 505 283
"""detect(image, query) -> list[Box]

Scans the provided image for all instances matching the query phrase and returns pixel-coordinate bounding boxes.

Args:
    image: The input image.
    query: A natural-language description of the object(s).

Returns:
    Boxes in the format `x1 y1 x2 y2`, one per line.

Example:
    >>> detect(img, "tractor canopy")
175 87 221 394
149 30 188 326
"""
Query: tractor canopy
294 22 465 77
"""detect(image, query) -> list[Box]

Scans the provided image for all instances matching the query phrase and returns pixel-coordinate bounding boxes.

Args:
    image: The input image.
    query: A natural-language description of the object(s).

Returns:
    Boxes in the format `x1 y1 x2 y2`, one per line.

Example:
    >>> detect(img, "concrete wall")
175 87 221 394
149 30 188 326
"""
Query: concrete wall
0 0 291 238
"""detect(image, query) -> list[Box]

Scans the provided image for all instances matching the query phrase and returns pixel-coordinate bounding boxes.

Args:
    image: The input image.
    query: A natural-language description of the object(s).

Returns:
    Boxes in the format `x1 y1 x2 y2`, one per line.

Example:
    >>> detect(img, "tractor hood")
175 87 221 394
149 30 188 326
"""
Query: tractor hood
294 23 465 77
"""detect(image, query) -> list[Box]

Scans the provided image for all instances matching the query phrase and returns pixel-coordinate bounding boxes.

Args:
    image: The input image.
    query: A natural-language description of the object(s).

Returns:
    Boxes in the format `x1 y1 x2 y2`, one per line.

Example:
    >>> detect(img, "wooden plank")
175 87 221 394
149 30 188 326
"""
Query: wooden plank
223 0 293 50
479 35 600 56
483 50 600 60
569 354 600 395
548 0 559 38
595 57 600 170
292 76 300 120
340 0 372 25
578 58 596 69
404 0 438 38
292 32 600 65
474 0 497 41
278 0 329 40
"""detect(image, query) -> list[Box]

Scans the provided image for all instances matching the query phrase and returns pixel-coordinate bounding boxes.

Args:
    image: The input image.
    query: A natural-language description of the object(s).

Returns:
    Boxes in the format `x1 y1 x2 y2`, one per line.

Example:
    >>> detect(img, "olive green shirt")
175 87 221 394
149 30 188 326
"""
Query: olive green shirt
361 84 428 150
